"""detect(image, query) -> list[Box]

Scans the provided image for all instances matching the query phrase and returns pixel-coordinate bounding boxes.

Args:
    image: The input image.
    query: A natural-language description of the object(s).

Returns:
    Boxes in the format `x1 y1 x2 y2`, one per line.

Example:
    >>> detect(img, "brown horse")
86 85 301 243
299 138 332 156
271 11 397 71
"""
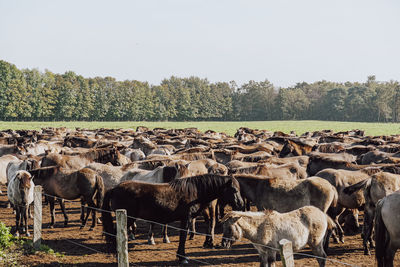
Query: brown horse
375 191 400 267
42 147 127 169
234 175 337 213
102 174 244 264
30 166 105 230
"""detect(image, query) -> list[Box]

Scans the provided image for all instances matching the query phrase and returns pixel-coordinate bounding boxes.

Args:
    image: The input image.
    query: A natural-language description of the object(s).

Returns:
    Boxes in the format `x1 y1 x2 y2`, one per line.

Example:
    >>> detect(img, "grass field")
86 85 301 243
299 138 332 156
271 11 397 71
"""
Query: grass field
1 120 400 137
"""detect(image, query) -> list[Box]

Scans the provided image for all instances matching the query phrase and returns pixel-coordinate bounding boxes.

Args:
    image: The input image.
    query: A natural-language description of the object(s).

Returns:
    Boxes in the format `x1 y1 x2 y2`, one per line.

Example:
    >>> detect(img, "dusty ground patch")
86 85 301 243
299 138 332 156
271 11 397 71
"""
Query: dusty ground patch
0 184 399 266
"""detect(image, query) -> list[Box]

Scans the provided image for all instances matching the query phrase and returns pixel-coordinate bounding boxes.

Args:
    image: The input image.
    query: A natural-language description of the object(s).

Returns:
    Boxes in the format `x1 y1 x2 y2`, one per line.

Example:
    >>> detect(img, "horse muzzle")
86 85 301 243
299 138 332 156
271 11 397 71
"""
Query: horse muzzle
234 197 245 211
221 238 233 249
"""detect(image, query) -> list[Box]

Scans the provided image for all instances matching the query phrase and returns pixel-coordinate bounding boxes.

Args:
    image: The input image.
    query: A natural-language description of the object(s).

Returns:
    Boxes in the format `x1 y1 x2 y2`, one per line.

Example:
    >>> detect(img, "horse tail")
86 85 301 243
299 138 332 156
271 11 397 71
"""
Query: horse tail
323 214 337 255
95 175 105 210
102 189 116 249
342 178 371 195
326 215 336 231
374 198 388 267
329 185 339 209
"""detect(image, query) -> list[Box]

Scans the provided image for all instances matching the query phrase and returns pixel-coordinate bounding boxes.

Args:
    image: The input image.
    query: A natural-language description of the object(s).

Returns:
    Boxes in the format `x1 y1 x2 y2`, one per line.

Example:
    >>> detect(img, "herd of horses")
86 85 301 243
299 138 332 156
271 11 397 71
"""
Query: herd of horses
1 126 400 266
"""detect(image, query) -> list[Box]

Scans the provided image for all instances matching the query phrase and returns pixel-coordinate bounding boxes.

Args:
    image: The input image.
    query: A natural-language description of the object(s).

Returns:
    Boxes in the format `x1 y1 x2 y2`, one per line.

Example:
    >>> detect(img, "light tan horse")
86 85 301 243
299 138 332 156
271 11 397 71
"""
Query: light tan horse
221 206 336 267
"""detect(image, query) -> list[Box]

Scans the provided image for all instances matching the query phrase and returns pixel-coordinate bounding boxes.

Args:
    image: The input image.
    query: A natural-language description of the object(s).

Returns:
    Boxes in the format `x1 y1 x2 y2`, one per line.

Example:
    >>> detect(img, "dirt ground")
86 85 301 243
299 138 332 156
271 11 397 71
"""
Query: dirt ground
1 185 399 267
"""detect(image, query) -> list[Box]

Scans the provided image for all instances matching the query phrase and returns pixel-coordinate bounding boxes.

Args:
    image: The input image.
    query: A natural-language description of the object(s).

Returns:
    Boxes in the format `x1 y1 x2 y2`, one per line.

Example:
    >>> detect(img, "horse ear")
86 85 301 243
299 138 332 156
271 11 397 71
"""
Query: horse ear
221 213 241 223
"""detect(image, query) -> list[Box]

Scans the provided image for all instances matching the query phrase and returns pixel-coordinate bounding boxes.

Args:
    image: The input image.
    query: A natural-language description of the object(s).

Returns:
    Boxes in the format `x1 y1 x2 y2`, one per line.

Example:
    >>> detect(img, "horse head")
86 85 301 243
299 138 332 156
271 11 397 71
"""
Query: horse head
16 171 33 205
221 177 244 212
220 212 242 248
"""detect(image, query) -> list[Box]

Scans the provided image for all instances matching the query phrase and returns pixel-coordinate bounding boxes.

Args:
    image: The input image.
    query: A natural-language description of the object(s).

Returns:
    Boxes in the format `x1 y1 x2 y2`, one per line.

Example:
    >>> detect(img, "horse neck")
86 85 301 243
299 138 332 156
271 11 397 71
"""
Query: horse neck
236 215 264 242
235 177 258 202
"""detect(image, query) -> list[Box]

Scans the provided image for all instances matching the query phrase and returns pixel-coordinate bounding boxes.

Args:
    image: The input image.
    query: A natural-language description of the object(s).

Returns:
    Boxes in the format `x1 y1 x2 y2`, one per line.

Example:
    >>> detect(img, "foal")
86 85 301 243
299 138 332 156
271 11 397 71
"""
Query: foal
7 170 34 236
221 206 335 267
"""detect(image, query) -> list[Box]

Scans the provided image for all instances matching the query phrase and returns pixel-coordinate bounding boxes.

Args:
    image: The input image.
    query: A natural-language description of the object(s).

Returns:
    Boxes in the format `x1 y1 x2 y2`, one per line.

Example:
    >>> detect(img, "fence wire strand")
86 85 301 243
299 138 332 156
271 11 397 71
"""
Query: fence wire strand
35 191 359 266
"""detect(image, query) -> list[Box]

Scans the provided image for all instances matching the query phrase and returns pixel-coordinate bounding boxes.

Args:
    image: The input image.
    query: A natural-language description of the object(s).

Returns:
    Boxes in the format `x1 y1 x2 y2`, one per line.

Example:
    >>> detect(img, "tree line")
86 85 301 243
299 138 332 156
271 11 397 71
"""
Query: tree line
1 60 399 122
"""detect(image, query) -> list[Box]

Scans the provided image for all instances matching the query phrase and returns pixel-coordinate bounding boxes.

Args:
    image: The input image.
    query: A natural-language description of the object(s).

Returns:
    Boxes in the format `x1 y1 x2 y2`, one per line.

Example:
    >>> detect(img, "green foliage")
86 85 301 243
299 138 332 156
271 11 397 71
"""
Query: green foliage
0 222 13 250
1 59 400 122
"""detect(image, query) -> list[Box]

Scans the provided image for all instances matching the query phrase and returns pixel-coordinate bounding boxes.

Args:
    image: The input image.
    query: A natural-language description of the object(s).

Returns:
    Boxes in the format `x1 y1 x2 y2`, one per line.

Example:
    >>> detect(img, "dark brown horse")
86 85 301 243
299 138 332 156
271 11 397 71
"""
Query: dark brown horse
102 174 244 264
30 166 105 230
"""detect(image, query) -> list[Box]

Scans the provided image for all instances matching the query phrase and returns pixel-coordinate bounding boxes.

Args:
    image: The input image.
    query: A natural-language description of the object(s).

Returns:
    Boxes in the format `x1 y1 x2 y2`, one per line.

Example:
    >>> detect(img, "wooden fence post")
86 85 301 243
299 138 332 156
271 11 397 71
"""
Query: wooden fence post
279 239 294 267
116 209 129 267
33 185 42 250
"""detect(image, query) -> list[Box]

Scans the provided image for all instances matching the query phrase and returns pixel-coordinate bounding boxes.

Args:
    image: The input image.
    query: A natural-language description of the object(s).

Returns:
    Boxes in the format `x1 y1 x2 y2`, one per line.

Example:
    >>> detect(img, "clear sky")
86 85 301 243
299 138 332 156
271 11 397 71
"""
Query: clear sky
1 0 399 87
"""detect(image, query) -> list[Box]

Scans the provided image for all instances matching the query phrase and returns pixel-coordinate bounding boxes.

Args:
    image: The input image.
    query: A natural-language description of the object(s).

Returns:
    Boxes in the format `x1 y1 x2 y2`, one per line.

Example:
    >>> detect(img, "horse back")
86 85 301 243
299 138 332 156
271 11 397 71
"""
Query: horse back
110 181 183 223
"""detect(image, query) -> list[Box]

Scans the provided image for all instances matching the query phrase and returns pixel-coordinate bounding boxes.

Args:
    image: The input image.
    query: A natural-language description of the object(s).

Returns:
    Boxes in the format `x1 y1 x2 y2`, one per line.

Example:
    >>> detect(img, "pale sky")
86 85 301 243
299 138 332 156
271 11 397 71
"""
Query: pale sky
1 0 399 87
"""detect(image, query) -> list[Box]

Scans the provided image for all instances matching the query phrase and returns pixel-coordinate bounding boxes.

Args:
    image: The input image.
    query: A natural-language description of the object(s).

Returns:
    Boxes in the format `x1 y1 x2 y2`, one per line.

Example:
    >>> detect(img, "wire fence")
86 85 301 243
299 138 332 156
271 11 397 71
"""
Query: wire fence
27 191 360 266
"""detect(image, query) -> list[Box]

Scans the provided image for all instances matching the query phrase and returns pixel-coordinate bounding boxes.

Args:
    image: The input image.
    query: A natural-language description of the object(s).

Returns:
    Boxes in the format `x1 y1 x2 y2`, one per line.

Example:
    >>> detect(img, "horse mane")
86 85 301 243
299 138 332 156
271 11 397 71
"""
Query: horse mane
361 167 383 175
174 152 212 161
169 174 231 200
230 165 261 174
121 162 138 171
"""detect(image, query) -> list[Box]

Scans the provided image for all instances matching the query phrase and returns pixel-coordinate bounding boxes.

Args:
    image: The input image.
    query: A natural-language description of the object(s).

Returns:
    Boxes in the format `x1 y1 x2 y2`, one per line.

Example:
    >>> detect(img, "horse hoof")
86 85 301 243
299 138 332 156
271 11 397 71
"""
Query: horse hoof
14 232 19 237
364 250 370 256
26 232 30 237
163 238 170 244
203 243 214 249
80 225 84 230
178 258 189 265
128 234 135 241
49 225 54 229
148 239 156 245
89 227 94 231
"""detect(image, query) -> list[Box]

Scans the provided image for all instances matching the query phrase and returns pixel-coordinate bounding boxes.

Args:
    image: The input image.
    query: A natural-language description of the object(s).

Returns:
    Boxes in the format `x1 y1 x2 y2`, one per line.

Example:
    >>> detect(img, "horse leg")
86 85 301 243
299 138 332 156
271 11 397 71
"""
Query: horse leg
363 205 374 255
127 218 136 240
328 206 344 243
59 199 69 227
384 247 396 267
48 197 56 228
148 223 156 245
217 199 225 221
203 204 216 248
90 199 97 230
311 243 327 267
177 218 190 264
80 199 93 230
259 253 268 267
84 198 97 231
245 198 251 211
28 203 33 219
80 199 86 224
188 218 196 240
162 225 170 243
14 206 20 237
323 227 332 255
267 250 276 267
23 205 30 236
